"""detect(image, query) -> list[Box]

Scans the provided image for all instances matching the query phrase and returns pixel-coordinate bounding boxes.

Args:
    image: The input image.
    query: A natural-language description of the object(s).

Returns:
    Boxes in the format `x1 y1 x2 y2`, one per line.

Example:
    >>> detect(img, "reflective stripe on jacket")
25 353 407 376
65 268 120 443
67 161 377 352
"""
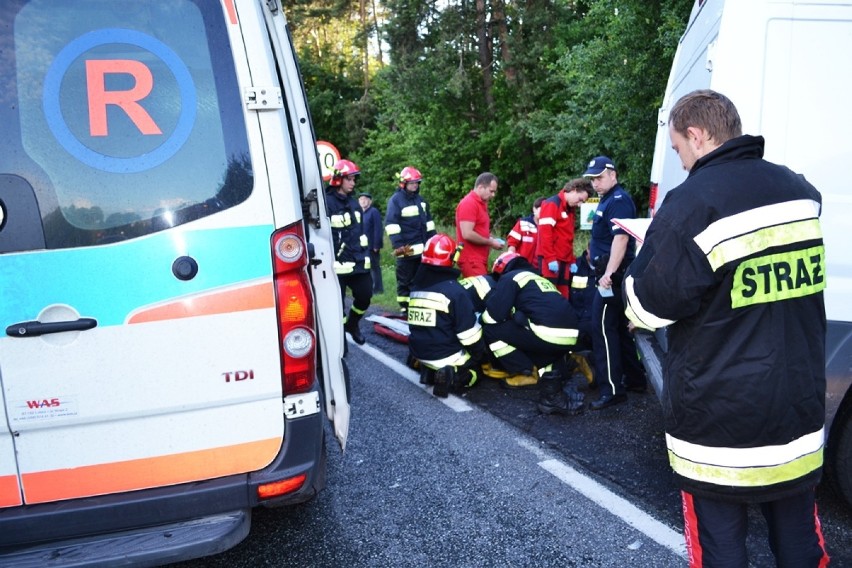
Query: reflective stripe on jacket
624 135 826 502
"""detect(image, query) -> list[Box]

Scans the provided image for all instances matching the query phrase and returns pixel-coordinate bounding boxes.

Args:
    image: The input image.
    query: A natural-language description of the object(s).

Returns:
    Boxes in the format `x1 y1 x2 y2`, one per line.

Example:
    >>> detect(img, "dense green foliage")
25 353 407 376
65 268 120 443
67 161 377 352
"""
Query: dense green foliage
287 0 693 235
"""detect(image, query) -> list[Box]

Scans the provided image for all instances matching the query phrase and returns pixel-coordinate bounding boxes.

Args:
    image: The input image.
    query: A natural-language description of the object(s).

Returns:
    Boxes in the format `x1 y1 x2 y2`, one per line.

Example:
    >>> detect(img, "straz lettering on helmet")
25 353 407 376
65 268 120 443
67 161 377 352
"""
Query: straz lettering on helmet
732 245 826 308
407 307 436 327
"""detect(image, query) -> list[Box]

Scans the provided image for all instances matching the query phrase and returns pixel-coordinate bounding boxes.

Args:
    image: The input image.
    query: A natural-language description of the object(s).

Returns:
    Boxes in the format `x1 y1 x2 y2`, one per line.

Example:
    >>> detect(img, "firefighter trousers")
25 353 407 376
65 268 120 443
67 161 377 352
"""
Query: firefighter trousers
681 489 830 568
483 319 571 375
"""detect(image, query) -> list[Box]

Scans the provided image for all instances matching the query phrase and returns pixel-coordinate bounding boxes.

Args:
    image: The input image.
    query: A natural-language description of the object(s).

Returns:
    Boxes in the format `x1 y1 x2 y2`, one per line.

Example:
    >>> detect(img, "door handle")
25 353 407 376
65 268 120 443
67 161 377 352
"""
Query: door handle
6 318 97 337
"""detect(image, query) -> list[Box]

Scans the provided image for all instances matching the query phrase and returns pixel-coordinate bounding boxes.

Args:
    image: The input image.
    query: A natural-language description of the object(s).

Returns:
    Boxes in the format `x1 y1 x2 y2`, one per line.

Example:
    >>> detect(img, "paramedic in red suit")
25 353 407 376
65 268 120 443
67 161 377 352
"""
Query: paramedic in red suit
455 172 505 277
537 178 592 298
506 197 544 268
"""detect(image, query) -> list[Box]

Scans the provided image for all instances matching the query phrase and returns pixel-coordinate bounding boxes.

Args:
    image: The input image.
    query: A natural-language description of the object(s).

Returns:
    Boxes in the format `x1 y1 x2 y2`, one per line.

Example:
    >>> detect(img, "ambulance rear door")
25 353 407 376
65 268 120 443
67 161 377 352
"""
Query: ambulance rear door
0 0 286 506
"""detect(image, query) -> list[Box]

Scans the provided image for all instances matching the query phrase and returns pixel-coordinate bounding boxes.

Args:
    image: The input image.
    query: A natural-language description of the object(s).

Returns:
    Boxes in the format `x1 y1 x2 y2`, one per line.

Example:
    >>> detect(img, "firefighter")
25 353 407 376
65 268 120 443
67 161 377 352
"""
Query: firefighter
407 233 485 398
481 252 585 414
327 159 371 345
385 166 437 313
459 273 496 314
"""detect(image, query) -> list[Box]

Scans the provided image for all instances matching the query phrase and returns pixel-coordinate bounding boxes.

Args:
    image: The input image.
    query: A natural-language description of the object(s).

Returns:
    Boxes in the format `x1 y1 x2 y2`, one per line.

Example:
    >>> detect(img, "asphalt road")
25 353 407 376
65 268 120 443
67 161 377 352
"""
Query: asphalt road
172 306 852 567
359 308 852 566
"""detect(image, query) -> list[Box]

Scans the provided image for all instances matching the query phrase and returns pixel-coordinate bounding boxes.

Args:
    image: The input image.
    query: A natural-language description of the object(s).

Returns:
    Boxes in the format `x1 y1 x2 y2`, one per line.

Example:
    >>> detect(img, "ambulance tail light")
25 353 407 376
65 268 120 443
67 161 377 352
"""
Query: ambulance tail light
649 182 659 217
257 473 307 500
272 223 316 395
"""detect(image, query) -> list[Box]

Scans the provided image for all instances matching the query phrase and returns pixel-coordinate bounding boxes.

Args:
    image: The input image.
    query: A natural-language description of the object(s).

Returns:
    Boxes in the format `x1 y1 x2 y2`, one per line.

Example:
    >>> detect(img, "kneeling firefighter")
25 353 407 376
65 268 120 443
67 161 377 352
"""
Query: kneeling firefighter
481 252 585 414
407 234 486 397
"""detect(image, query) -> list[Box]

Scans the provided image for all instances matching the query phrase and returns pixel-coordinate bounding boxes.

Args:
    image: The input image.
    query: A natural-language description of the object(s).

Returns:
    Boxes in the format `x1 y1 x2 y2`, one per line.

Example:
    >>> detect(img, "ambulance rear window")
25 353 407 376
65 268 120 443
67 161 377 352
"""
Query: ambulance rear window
0 0 252 249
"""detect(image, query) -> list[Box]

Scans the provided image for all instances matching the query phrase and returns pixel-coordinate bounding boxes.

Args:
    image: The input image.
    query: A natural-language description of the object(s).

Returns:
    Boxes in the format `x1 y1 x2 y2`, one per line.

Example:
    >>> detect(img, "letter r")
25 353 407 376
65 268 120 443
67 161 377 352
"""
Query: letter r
86 59 162 137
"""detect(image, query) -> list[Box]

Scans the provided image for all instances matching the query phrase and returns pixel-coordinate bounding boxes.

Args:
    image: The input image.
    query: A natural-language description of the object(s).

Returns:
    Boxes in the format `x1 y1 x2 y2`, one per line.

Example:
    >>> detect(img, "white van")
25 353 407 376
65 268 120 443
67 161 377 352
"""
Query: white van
640 0 852 509
0 0 349 565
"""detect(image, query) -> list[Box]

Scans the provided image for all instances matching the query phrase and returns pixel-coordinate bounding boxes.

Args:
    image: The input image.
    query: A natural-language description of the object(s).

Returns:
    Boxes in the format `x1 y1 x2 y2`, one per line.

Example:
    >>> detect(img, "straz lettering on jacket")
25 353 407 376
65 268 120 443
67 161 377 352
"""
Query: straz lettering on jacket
732 245 825 308
407 306 436 327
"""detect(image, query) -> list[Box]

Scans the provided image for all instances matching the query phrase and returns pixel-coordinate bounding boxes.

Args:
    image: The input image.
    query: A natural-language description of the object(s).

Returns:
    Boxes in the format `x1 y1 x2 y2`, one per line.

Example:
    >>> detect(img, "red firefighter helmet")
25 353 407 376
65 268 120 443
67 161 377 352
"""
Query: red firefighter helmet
492 251 520 275
329 159 361 187
398 166 423 187
422 233 457 267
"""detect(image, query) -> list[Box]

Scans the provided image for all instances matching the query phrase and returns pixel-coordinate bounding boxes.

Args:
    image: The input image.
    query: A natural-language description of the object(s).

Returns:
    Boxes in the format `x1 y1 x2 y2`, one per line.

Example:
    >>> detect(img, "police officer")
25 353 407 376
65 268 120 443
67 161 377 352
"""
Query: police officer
385 166 436 313
407 233 484 398
327 159 371 345
583 156 646 409
481 252 584 415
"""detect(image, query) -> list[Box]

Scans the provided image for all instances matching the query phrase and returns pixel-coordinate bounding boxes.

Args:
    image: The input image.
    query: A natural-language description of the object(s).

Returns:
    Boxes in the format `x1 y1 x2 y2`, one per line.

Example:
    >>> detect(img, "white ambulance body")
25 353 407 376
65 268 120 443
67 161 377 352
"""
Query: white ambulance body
642 0 852 509
0 0 349 565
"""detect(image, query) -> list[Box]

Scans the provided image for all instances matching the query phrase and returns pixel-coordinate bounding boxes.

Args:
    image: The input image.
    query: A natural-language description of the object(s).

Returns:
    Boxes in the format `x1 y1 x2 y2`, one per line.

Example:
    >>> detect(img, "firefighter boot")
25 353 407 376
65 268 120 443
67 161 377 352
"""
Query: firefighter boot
344 311 366 345
433 366 454 398
537 371 584 415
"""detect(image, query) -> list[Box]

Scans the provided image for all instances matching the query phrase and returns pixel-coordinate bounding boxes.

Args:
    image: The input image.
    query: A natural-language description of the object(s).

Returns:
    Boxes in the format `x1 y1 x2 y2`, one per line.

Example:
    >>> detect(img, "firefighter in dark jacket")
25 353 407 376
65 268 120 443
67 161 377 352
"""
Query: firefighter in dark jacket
385 166 437 313
481 252 584 415
408 233 485 398
624 90 829 566
327 159 371 345
459 274 496 314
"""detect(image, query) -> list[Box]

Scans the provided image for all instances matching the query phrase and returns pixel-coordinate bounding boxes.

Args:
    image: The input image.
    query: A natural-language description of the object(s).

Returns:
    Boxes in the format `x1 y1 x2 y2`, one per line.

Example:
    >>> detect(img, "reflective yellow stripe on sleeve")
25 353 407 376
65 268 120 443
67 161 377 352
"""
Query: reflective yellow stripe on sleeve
457 322 483 346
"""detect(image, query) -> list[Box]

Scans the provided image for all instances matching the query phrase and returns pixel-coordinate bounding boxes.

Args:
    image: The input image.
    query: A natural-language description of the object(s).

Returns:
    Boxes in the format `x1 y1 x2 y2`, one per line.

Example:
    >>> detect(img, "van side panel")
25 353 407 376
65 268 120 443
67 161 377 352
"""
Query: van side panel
761 14 852 325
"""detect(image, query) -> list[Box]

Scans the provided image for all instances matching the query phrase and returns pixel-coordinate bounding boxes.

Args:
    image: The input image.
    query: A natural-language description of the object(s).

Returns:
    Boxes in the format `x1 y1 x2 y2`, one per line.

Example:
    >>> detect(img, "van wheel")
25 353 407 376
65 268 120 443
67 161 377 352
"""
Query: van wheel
827 407 852 510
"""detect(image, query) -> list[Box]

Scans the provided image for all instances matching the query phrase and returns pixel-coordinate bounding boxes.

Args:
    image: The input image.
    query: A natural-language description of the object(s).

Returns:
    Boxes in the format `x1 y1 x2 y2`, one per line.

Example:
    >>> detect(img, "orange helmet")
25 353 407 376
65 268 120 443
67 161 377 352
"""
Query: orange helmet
329 159 360 187
422 233 457 267
398 166 422 187
492 251 520 275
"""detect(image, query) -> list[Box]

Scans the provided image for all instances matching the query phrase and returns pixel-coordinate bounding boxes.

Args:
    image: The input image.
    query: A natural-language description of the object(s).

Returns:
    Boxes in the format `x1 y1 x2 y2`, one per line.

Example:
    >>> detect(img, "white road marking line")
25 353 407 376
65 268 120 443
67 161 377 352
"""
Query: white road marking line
362 339 684 558
538 457 687 559
356 340 473 412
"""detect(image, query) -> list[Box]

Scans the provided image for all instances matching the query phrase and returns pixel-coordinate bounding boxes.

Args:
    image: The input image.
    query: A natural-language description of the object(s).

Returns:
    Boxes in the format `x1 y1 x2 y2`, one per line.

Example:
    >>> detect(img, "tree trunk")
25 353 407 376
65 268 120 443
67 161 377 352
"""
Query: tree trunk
475 0 494 113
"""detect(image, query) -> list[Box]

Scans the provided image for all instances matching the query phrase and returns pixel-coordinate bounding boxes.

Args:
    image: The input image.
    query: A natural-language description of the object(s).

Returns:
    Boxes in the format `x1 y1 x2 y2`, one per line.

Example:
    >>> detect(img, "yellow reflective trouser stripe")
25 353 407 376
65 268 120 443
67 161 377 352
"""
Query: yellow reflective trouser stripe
668 448 823 487
421 350 470 369
457 323 483 346
386 224 401 235
489 340 515 358
410 291 451 313
397 295 409 304
529 322 578 346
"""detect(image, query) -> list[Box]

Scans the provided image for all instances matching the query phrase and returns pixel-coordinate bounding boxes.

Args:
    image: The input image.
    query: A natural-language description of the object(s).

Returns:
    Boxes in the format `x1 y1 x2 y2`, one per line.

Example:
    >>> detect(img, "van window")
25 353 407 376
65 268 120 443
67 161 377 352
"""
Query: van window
0 0 252 249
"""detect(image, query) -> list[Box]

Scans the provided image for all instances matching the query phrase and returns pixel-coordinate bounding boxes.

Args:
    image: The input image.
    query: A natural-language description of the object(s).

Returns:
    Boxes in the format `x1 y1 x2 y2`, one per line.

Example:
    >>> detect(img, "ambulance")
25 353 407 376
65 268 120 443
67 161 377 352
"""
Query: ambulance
638 0 852 509
0 0 350 565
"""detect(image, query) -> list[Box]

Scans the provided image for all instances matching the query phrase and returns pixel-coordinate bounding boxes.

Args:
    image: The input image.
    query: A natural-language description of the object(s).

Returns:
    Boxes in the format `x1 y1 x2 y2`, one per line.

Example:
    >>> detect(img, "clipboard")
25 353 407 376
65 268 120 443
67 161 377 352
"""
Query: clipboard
612 218 652 244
